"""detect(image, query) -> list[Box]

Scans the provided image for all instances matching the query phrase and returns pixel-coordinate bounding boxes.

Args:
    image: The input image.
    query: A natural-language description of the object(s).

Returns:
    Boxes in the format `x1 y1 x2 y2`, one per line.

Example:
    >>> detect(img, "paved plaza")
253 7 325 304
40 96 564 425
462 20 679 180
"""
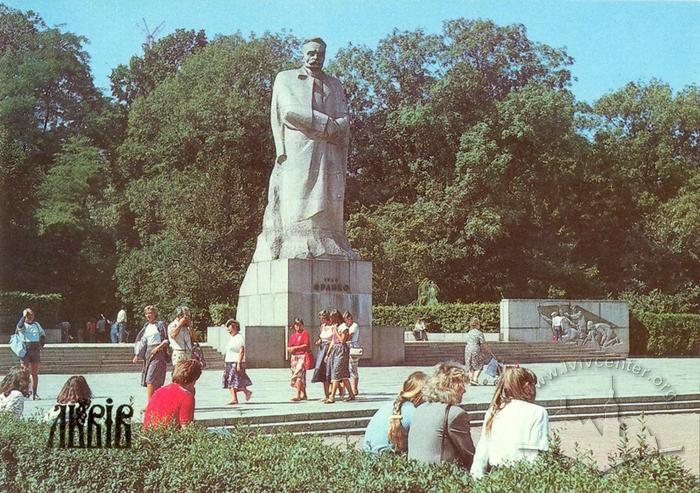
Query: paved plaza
11 357 700 474
19 358 699 419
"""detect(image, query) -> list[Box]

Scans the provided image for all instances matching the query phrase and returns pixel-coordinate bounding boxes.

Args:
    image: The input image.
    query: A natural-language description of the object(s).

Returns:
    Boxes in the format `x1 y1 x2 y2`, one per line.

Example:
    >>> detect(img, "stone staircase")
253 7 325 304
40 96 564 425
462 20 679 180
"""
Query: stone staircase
202 393 700 436
0 344 224 374
404 341 624 366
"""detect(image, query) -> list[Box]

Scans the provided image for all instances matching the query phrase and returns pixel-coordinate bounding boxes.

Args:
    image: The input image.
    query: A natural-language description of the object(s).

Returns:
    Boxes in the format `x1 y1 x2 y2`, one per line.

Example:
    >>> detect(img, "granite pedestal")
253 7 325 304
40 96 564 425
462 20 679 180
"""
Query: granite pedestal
233 258 373 368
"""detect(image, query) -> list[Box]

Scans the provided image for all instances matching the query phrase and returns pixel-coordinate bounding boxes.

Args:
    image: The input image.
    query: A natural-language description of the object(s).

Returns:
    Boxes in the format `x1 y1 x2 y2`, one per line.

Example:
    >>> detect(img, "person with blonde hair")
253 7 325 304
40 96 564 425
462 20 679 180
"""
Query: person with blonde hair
363 371 427 453
471 367 549 479
16 308 46 399
133 305 170 400
407 362 475 467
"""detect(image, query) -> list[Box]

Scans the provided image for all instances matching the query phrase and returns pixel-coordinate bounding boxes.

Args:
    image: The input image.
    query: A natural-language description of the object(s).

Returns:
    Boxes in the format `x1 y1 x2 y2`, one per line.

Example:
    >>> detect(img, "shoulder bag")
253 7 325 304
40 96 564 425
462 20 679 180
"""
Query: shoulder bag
440 404 453 462
10 334 27 358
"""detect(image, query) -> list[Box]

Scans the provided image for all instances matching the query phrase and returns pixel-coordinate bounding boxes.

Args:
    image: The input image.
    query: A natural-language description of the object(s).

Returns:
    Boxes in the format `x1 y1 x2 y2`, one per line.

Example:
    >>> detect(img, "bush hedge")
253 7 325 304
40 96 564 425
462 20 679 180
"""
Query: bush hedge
0 291 63 333
0 414 697 492
374 303 499 333
633 312 700 357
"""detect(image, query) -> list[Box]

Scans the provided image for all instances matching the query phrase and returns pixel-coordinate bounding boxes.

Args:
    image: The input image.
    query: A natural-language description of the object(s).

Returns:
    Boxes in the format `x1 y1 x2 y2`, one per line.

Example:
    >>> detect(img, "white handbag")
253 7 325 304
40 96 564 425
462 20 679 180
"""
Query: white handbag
10 334 27 358
349 347 363 358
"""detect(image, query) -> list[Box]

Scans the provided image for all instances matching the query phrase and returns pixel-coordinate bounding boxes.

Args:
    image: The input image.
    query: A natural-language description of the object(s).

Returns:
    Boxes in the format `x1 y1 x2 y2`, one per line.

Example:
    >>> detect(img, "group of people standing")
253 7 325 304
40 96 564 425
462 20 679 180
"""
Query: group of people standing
308 309 360 404
282 309 361 403
363 363 549 479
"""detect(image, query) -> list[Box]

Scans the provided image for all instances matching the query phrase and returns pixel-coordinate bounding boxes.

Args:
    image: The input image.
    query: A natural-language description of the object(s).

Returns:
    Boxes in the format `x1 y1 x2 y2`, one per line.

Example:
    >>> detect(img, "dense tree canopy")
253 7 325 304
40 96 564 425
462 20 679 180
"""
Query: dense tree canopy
1 4 698 327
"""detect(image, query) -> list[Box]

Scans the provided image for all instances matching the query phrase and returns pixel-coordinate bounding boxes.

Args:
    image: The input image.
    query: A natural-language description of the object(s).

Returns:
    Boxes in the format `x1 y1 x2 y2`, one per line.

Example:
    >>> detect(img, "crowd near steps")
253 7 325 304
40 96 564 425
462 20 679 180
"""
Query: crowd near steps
202 393 700 437
405 341 624 366
0 344 225 374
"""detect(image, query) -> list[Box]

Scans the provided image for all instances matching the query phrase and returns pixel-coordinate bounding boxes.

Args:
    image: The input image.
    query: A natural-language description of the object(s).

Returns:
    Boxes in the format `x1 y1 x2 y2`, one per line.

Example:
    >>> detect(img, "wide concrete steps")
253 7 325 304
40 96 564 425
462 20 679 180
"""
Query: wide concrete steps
204 393 700 437
404 341 623 366
0 344 224 374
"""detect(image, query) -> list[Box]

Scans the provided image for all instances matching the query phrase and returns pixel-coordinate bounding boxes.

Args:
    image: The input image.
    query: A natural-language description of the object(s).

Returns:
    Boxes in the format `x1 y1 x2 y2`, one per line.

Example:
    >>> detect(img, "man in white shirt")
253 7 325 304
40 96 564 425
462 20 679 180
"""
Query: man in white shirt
116 307 128 342
168 306 194 366
341 311 360 395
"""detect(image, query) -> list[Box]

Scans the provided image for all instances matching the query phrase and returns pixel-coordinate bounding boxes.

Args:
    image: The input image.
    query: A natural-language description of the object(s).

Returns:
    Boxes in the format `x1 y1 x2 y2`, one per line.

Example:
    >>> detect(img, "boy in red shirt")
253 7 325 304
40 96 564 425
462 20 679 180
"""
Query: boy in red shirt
143 359 202 429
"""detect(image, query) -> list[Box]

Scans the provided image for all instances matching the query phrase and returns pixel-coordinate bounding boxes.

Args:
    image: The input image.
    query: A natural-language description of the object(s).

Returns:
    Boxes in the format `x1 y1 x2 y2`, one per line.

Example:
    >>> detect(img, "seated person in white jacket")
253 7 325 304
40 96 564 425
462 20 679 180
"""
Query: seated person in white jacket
0 367 31 417
471 367 549 479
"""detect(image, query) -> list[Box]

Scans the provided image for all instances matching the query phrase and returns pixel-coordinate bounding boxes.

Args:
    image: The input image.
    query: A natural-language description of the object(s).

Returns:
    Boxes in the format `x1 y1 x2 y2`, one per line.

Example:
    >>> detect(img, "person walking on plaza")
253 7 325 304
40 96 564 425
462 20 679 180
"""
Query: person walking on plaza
116 306 128 342
133 306 170 401
363 371 427 453
287 318 312 401
464 317 494 386
16 308 45 400
0 367 31 416
143 360 202 429
471 367 549 479
324 310 355 403
408 362 475 468
168 306 194 366
222 319 253 405
341 311 361 395
311 310 333 400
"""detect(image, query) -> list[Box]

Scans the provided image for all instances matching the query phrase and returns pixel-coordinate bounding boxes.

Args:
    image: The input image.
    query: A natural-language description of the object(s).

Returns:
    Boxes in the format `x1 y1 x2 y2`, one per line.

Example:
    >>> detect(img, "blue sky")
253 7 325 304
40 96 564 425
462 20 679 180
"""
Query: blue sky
5 0 700 102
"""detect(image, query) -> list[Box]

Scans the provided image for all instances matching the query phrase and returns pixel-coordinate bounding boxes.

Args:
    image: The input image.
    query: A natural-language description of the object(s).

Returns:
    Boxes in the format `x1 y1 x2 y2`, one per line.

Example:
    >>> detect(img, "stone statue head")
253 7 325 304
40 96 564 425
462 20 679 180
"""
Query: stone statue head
302 37 326 73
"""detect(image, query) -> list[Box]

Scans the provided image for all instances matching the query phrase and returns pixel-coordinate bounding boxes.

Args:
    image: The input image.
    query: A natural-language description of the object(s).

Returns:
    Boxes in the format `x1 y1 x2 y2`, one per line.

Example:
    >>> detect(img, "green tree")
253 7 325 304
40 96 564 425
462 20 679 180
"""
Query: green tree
114 33 299 322
0 5 106 299
33 137 116 318
586 81 700 299
110 28 208 106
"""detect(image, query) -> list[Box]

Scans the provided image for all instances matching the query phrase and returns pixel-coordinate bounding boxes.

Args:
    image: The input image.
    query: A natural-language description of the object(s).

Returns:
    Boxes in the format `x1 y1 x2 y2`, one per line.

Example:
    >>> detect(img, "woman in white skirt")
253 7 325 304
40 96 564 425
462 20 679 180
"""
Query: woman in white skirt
222 319 253 405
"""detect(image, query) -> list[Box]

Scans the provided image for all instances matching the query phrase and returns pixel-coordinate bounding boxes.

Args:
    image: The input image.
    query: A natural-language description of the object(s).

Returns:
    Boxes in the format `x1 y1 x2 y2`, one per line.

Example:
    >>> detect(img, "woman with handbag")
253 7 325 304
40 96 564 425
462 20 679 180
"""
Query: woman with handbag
16 308 46 400
311 310 333 401
324 310 355 403
287 318 312 401
407 362 475 468
132 305 170 401
222 319 253 405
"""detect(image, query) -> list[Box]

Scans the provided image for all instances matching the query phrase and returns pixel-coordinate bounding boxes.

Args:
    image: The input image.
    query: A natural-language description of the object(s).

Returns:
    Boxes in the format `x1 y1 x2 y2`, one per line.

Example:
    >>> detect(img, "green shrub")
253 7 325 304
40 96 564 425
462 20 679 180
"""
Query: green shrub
0 291 63 333
633 311 700 356
208 303 235 326
0 413 697 492
374 303 499 333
